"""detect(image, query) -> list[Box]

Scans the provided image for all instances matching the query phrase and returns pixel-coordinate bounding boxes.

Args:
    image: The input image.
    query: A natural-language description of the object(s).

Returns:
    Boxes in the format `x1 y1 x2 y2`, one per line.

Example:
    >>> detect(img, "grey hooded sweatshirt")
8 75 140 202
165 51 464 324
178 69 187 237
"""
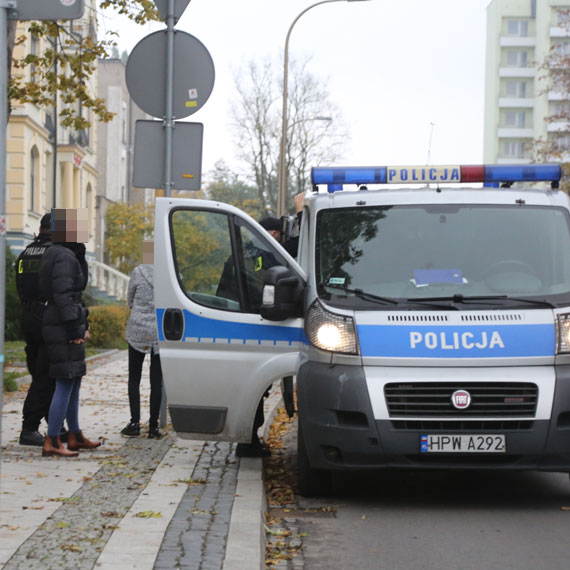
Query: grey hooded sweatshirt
125 264 158 354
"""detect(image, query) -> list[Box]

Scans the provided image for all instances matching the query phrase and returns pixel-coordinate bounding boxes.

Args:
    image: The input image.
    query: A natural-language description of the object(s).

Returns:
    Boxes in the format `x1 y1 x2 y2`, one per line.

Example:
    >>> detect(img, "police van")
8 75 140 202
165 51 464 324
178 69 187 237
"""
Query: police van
155 163 570 496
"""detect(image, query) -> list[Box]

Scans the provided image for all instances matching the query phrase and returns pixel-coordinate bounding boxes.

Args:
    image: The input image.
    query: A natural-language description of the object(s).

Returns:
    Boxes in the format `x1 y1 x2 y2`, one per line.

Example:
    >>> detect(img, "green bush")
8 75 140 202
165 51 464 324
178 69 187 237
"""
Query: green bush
88 305 130 349
4 245 22 341
3 371 20 392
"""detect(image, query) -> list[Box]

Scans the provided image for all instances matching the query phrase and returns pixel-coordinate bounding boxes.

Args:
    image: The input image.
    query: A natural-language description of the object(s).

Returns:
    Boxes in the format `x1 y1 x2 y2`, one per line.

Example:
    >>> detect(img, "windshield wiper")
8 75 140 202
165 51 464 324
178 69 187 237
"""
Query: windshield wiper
325 284 399 305
402 298 460 310
409 294 558 309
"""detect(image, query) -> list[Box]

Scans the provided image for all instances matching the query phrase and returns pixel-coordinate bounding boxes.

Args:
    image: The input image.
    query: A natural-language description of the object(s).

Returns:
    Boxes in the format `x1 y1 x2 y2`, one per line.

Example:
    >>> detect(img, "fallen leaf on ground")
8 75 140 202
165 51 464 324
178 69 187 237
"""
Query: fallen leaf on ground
134 511 162 518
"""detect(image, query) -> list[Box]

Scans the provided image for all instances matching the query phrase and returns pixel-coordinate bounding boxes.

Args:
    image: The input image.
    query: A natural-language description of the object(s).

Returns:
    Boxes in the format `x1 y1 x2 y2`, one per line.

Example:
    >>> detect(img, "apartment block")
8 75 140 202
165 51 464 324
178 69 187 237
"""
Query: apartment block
484 0 570 163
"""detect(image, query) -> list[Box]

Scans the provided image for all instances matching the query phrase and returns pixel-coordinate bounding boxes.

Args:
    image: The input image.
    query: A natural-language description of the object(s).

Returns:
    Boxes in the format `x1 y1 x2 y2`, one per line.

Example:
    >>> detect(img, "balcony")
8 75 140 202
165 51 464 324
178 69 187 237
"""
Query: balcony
497 128 534 138
499 67 536 78
497 157 531 164
498 98 534 108
500 36 536 47
547 121 570 132
550 27 570 38
548 91 569 101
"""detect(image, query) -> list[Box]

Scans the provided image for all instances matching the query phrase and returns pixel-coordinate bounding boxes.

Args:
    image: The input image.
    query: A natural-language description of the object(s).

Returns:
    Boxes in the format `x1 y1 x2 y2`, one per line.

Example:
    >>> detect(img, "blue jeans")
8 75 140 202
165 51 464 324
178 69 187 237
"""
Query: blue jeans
47 377 82 437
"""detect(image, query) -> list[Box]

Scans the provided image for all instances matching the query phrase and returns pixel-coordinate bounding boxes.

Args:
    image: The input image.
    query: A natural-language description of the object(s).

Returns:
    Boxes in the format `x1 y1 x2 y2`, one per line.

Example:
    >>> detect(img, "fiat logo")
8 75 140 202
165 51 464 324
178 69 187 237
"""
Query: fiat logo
451 389 471 409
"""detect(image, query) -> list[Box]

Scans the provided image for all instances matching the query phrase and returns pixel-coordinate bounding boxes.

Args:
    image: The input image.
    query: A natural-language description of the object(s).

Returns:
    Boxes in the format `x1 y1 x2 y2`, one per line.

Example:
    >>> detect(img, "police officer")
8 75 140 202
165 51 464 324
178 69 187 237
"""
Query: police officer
15 213 54 446
235 209 302 457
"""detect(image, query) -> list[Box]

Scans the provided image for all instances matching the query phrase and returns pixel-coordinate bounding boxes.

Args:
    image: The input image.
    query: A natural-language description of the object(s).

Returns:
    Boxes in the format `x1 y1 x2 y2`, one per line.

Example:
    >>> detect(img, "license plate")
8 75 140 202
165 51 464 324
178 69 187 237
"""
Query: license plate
420 434 506 453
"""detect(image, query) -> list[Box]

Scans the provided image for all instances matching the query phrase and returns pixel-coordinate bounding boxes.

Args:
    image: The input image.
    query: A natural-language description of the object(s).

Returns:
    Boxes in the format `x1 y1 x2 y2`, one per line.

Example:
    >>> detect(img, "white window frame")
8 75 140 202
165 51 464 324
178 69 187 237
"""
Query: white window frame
504 141 525 158
507 20 528 37
505 111 526 128
506 50 528 68
505 80 527 98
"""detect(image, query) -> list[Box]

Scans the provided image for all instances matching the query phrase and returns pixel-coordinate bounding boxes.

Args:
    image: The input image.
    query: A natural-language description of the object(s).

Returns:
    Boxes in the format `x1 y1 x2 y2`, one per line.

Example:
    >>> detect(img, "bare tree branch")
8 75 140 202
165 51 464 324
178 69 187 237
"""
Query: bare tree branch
231 56 349 215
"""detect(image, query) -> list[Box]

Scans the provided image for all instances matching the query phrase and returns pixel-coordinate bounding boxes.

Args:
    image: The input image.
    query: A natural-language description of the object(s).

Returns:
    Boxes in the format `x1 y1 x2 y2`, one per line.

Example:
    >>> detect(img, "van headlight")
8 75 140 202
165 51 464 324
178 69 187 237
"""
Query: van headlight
305 300 359 355
556 314 570 354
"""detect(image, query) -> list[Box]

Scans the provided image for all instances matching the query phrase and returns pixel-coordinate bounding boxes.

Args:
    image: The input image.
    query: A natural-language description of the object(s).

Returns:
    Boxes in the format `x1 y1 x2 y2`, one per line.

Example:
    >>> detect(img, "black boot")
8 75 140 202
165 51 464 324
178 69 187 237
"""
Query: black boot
19 429 45 446
148 425 164 439
121 421 140 437
236 434 270 458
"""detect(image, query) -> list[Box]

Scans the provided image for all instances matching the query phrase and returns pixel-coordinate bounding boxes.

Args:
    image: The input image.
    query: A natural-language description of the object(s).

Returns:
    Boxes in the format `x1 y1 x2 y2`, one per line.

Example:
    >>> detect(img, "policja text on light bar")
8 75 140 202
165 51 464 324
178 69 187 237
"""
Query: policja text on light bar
311 164 562 190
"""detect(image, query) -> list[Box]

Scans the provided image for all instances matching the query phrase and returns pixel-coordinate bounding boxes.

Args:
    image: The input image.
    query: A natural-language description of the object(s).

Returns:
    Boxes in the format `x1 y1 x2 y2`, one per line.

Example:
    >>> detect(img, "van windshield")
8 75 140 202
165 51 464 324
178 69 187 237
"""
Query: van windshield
315 204 570 308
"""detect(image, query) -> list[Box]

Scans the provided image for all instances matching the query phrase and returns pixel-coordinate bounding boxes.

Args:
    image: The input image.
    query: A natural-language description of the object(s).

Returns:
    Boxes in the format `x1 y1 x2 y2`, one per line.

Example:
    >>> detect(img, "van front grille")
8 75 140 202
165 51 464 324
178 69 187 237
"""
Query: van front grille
390 420 534 431
384 382 538 418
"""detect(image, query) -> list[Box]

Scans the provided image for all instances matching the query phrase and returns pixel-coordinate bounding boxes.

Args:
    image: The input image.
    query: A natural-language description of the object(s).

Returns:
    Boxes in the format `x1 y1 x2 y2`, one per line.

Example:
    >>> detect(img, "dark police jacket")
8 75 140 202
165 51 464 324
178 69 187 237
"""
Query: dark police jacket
15 233 52 331
16 233 51 302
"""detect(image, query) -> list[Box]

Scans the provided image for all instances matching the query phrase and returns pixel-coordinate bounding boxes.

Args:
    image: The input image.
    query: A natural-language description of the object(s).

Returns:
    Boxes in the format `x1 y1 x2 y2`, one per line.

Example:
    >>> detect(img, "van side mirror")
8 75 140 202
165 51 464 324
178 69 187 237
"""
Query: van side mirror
260 266 304 321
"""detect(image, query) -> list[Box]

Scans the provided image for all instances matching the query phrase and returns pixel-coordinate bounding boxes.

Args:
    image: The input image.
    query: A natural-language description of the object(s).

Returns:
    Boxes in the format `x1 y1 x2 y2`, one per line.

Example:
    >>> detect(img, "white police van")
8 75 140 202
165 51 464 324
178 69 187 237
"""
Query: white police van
155 163 570 496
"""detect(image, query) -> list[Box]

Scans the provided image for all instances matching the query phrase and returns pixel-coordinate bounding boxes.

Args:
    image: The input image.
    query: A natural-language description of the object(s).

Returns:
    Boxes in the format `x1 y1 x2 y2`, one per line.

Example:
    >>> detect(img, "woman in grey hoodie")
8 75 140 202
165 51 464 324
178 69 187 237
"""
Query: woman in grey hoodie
121 242 163 439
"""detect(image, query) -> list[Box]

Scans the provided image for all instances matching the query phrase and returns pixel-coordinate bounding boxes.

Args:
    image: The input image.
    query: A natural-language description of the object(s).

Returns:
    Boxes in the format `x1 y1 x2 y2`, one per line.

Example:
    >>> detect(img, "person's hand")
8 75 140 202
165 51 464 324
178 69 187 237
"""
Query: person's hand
294 192 305 213
69 338 84 344
84 330 90 342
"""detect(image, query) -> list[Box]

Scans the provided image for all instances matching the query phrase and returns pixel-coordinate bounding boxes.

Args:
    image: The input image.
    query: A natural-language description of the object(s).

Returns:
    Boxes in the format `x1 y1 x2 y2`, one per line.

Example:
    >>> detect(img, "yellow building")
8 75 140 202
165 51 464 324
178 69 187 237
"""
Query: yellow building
6 0 98 256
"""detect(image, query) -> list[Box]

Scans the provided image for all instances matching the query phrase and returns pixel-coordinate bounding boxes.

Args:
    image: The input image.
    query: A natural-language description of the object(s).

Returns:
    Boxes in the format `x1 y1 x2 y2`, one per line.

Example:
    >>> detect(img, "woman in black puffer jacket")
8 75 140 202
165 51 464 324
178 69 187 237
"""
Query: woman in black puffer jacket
39 231 101 457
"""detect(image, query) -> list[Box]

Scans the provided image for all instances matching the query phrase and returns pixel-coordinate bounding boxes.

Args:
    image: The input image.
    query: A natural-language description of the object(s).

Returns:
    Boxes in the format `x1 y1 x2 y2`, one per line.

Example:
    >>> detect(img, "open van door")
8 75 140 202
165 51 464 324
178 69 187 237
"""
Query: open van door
154 197 306 442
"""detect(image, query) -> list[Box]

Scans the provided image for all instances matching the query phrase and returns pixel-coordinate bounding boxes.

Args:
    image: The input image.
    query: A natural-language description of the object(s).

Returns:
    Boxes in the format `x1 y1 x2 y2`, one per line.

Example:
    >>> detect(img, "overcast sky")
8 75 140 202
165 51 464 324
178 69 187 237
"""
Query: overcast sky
99 0 492 179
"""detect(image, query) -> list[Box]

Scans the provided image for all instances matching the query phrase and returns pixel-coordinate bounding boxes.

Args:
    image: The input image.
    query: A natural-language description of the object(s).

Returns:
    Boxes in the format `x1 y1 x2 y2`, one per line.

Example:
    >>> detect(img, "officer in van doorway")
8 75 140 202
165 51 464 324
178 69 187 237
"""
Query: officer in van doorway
235 202 303 458
15 214 57 446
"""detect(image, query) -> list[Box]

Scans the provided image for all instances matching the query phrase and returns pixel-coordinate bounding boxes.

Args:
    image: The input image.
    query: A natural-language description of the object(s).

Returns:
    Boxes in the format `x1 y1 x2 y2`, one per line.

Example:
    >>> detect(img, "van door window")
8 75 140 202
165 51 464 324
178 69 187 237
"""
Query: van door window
235 222 284 313
171 209 239 311
171 209 286 314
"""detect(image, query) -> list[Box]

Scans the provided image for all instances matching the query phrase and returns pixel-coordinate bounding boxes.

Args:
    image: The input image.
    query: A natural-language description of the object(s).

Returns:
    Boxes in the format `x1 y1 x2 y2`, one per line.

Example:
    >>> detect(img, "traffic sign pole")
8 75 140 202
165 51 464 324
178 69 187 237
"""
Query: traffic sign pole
0 0 12 478
164 0 175 197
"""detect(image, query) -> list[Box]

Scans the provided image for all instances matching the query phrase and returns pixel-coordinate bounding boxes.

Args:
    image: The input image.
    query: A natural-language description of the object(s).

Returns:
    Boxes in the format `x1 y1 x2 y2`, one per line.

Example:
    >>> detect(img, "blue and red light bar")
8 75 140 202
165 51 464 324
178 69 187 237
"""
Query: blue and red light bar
311 164 562 190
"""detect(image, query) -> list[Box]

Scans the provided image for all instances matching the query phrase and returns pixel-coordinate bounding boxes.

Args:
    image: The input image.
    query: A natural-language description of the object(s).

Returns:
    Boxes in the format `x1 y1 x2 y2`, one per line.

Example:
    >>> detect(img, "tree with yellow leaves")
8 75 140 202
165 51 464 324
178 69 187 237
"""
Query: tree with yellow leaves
105 202 154 275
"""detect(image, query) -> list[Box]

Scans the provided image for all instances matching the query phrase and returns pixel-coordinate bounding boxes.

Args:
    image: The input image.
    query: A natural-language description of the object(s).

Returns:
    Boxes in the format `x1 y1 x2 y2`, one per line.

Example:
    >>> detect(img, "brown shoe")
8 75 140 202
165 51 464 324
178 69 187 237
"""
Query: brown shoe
42 435 79 458
67 431 102 451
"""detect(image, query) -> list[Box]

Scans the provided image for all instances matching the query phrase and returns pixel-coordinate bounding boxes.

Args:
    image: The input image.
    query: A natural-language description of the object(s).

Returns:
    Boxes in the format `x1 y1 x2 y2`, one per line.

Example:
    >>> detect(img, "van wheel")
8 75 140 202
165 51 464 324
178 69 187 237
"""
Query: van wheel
297 423 332 497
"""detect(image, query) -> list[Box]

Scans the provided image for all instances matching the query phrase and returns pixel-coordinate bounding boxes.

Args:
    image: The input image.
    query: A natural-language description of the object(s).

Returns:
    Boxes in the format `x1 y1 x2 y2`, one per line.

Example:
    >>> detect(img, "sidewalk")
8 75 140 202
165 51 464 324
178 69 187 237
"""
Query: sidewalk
1 350 275 570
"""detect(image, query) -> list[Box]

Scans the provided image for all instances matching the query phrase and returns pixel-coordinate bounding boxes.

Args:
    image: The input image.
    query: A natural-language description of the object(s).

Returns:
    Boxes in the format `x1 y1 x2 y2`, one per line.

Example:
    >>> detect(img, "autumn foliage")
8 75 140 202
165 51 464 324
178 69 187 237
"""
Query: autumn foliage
105 202 154 275
88 305 129 348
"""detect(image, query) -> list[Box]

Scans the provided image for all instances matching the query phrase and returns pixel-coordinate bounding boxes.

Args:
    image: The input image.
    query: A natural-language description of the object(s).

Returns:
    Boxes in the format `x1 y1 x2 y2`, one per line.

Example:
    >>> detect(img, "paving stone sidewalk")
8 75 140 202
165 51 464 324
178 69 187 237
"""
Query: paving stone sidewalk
1 350 271 570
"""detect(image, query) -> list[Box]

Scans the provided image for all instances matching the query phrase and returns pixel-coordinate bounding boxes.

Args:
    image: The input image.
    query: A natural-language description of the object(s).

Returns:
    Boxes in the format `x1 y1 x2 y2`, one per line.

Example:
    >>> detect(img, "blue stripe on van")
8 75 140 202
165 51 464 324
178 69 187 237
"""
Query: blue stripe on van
156 308 165 341
357 323 555 358
157 308 306 346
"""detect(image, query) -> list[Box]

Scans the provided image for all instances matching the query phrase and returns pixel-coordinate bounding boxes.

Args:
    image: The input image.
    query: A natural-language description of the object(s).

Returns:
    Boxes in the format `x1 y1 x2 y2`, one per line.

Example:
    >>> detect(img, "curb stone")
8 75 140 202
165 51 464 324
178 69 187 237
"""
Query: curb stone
223 386 283 570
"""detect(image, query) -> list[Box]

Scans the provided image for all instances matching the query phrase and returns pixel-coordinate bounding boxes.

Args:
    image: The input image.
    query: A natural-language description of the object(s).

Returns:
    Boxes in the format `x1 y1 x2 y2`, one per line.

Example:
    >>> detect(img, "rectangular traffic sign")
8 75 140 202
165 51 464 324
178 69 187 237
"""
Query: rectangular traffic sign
8 0 85 20
133 120 203 191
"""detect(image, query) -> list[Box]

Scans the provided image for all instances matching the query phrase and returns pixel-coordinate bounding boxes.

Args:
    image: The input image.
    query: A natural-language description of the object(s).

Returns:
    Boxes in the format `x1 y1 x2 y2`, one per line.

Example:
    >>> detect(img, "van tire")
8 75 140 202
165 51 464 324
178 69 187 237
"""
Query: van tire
297 422 332 497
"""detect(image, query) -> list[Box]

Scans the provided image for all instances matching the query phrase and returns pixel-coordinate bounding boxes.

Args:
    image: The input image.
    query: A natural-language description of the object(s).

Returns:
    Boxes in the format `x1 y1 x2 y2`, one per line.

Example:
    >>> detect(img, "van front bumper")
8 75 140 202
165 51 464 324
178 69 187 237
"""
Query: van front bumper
296 361 570 473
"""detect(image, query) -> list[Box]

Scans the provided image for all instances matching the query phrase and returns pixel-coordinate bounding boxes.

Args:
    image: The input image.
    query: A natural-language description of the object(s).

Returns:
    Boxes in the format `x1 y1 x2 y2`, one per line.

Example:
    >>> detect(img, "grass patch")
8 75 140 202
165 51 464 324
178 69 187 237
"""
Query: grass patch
4 341 26 367
3 371 22 392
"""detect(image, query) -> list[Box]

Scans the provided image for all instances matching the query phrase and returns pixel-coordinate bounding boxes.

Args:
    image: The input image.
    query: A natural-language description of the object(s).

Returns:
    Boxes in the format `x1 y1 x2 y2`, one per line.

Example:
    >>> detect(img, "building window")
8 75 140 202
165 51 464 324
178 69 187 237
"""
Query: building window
557 10 570 28
552 101 570 117
505 111 526 128
553 134 570 152
507 20 528 37
30 35 38 82
504 141 525 158
505 80 527 98
122 101 128 144
29 146 40 212
555 41 570 57
506 50 528 68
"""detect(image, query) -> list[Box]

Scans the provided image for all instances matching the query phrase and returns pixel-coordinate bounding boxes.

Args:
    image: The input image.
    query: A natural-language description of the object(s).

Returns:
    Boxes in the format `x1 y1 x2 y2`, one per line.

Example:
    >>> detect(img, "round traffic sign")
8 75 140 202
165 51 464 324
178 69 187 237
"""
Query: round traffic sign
126 30 215 119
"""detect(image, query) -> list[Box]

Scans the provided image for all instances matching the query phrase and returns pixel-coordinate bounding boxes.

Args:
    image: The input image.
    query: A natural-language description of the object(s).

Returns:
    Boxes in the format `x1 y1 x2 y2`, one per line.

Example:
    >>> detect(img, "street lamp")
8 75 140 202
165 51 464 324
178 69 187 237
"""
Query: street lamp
290 116 333 129
277 0 370 217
